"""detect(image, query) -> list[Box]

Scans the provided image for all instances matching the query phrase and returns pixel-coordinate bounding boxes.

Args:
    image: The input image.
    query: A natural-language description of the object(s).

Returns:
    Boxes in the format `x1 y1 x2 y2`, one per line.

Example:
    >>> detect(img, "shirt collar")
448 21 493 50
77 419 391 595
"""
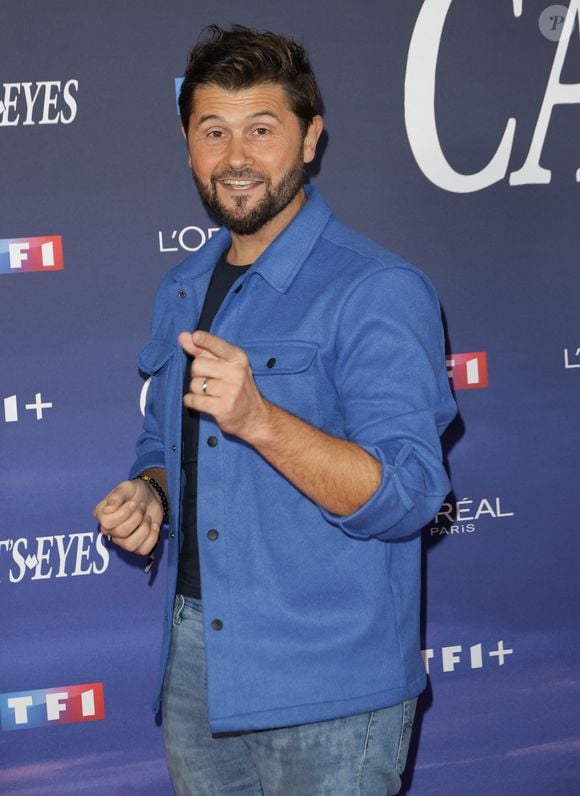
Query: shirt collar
251 185 332 293
169 185 332 293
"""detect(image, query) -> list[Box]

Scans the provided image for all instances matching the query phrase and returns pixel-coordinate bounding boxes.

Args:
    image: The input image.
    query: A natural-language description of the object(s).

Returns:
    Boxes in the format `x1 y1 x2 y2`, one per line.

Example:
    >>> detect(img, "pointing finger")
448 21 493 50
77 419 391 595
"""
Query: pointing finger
190 331 242 362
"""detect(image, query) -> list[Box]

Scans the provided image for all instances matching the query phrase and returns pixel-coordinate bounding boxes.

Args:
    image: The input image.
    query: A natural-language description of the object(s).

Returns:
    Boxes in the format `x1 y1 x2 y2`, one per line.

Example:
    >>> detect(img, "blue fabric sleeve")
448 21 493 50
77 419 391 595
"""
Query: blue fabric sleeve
319 265 456 541
128 280 174 479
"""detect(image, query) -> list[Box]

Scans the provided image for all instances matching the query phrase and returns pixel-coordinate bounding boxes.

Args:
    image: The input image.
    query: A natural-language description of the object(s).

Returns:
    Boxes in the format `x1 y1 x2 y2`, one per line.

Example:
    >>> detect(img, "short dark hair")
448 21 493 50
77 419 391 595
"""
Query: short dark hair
178 25 323 135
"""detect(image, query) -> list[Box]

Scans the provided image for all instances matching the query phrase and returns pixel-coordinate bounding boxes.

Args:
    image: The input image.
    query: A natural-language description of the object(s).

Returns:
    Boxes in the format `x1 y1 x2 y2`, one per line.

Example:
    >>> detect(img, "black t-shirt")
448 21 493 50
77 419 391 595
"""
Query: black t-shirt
177 254 252 599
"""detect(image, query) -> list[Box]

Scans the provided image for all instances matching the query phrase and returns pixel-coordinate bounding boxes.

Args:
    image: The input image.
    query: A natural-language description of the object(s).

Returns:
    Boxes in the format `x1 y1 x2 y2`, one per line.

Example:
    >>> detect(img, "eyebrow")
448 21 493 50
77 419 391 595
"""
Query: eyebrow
195 110 282 128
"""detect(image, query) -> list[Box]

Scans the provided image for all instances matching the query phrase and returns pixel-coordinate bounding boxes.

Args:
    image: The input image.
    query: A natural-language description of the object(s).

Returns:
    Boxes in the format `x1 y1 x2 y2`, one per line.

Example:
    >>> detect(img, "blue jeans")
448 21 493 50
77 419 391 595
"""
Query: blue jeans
162 595 416 796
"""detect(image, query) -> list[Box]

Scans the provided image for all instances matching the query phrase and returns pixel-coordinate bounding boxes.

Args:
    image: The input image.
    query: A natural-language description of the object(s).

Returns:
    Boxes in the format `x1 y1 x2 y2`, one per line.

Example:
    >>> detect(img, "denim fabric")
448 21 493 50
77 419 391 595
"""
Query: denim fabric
162 596 416 796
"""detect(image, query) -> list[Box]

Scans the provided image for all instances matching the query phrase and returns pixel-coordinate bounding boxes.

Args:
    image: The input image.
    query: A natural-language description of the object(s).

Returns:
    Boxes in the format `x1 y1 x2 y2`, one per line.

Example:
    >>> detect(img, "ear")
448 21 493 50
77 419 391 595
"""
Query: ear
302 115 324 164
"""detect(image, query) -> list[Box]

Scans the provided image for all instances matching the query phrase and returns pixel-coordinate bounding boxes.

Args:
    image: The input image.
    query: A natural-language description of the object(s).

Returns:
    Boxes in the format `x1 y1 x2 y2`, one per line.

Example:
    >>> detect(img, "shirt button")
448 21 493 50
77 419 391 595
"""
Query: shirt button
211 619 223 631
178 289 187 298
170 532 175 539
207 436 218 447
171 444 177 452
267 357 277 369
207 529 219 541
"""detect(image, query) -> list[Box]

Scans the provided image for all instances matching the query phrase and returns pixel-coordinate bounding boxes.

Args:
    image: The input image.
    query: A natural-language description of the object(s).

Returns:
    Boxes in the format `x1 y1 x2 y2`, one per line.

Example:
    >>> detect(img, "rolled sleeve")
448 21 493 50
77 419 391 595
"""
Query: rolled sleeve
319 264 456 541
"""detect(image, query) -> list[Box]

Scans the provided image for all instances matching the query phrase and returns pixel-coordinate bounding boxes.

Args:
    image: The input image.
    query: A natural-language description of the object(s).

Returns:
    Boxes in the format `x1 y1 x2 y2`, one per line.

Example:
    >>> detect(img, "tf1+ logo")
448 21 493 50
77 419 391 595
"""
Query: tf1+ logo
0 683 105 730
0 236 63 275
446 352 488 390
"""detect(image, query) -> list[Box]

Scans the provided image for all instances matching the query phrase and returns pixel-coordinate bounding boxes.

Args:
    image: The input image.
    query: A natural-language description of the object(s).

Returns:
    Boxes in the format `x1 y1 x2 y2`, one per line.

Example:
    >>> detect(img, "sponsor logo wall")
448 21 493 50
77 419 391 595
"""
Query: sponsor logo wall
2 392 53 423
422 641 513 674
0 684 105 731
563 347 580 368
0 80 78 126
0 236 64 274
404 0 580 192
157 225 220 253
446 352 488 390
0 532 110 583
2 3 578 795
428 495 514 537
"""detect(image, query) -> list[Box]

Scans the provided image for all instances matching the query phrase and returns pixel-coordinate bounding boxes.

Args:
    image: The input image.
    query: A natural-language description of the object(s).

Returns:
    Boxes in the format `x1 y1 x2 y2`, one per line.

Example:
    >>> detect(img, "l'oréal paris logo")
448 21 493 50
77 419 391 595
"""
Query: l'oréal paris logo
428 495 515 537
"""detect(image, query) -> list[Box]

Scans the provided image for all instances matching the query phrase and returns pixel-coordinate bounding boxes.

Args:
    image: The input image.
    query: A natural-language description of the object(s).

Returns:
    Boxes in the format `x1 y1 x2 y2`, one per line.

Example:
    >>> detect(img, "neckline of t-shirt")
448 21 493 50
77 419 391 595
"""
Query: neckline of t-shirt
223 260 252 270
218 251 253 271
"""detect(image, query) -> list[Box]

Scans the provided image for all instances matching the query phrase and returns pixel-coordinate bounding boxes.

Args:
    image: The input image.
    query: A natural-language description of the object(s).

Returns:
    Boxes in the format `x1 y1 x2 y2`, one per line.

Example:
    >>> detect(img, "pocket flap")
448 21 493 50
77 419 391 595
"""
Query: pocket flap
243 340 318 375
138 342 176 375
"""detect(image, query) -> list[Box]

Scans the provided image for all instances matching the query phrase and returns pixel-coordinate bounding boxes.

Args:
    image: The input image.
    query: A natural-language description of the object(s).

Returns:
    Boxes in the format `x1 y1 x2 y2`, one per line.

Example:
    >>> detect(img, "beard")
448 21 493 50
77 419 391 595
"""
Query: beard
193 159 305 236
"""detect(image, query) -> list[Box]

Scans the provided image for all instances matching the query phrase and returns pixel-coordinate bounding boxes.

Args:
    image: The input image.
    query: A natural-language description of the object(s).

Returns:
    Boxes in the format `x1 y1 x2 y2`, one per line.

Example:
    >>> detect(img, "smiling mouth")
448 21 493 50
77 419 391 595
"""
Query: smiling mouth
219 178 264 191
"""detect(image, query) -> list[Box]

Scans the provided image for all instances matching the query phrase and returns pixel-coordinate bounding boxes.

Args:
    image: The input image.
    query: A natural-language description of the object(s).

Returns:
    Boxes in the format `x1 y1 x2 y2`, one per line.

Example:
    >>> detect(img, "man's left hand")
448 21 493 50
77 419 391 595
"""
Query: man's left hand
179 330 270 441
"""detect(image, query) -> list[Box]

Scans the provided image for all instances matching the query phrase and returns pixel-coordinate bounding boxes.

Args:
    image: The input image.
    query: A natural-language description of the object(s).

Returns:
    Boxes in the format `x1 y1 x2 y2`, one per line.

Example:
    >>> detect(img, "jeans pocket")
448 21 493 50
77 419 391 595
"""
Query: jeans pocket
172 594 185 627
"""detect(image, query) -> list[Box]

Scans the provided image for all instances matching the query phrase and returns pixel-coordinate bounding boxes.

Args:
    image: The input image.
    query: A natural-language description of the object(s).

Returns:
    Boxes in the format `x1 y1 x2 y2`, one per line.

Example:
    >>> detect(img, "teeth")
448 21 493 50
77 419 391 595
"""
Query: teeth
222 180 256 187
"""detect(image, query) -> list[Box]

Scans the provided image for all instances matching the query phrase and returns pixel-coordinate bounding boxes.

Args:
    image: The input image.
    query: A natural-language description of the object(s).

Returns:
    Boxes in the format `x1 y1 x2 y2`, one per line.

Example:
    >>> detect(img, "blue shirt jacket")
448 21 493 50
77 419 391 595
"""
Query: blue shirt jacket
130 186 457 733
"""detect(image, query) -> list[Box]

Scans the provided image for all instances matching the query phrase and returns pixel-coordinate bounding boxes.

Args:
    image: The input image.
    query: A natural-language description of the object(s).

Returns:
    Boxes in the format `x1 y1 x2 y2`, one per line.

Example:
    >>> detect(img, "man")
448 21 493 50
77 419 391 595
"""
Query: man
94 25 456 795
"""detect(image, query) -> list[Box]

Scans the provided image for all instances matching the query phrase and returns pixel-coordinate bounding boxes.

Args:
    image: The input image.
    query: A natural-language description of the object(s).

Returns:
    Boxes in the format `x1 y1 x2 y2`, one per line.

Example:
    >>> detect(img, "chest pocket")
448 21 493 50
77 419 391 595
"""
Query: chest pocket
138 342 181 424
138 342 176 376
243 340 320 425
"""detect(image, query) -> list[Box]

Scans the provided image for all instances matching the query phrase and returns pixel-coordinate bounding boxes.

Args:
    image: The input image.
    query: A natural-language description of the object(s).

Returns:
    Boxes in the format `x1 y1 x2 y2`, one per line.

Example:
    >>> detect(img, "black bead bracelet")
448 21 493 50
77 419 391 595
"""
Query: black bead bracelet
137 475 168 575
137 474 169 524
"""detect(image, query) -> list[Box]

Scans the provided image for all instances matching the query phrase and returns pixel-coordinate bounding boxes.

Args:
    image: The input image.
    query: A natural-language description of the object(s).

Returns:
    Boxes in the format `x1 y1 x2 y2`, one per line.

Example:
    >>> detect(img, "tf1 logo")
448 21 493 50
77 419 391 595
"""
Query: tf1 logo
446 352 488 389
0 236 64 274
0 683 105 730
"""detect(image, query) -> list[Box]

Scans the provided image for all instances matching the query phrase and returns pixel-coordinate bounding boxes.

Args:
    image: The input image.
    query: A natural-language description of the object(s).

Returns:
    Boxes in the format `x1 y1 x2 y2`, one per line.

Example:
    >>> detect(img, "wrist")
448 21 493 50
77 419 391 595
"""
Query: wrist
137 474 169 524
241 399 278 449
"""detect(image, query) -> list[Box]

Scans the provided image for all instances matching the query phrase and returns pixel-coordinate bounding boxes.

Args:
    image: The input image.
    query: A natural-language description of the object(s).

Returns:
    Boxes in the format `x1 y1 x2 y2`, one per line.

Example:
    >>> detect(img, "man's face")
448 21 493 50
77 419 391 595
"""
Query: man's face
185 83 321 236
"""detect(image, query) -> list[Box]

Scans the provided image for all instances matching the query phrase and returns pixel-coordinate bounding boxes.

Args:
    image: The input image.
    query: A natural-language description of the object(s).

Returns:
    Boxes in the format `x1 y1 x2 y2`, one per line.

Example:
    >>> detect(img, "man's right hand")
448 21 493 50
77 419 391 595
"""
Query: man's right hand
93 478 163 556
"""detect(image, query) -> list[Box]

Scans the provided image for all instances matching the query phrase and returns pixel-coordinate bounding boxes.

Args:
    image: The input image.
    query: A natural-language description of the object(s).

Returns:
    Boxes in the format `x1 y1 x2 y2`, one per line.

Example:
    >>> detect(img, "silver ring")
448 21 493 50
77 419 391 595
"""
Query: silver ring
201 379 209 394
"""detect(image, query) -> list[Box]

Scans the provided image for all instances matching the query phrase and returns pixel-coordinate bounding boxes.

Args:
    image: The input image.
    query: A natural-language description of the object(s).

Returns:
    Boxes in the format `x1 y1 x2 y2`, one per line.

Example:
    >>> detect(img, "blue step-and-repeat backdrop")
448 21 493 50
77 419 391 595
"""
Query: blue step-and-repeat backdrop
1 1 579 794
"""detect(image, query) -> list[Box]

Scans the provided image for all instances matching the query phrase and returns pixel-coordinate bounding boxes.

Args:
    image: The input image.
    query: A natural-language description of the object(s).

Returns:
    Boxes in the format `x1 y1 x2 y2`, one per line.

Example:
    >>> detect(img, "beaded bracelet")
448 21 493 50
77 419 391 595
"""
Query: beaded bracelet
138 474 169 524
137 475 168 575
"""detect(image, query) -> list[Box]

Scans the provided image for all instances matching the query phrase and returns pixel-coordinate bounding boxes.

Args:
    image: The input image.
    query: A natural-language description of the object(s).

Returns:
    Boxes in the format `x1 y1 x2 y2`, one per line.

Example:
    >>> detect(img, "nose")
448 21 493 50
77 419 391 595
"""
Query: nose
224 134 252 170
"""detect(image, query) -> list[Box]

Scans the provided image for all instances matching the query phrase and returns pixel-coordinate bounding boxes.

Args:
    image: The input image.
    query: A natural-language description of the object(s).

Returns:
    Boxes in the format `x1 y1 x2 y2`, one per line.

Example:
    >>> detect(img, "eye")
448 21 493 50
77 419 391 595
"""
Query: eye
207 129 224 139
252 127 270 136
